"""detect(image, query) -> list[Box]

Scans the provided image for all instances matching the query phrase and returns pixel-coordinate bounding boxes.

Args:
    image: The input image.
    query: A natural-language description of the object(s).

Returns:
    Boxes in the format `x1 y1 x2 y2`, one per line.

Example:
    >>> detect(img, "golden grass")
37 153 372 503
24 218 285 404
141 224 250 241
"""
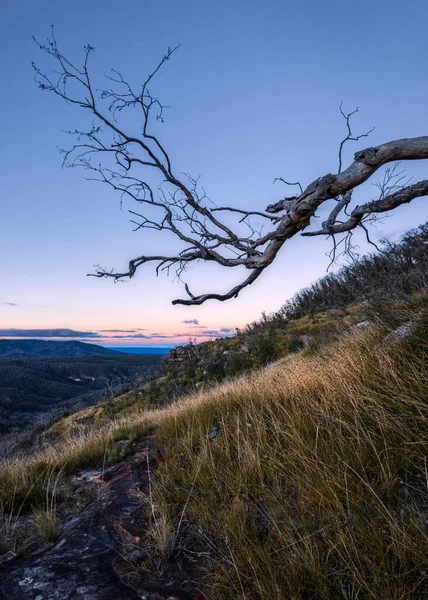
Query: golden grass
0 326 427 598
148 328 428 599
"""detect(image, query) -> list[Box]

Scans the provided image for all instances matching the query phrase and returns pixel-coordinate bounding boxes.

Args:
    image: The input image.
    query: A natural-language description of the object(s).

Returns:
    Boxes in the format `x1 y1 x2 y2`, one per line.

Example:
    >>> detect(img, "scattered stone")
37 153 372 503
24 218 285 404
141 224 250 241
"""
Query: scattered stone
384 314 423 342
0 551 16 566
126 549 143 564
75 469 102 483
116 439 132 450
155 449 165 462
205 426 218 440
350 320 372 333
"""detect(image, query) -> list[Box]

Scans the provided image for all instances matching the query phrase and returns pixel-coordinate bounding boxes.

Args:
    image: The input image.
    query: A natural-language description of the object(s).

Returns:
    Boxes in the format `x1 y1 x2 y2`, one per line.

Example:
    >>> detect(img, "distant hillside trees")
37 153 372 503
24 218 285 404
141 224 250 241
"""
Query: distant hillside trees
244 223 428 333
0 355 162 435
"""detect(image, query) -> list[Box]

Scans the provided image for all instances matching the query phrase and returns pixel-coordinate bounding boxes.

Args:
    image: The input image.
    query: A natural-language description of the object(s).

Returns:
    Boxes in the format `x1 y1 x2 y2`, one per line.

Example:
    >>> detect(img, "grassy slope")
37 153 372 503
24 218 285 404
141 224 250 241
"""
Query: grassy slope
45 307 355 436
1 322 427 598
149 326 428 599
40 223 428 437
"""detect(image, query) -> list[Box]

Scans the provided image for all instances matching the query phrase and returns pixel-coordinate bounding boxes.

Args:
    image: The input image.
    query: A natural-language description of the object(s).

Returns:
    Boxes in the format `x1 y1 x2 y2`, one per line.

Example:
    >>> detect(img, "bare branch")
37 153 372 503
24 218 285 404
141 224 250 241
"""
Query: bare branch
273 178 303 194
172 268 265 305
34 30 428 305
211 206 280 222
338 103 375 173
303 179 428 237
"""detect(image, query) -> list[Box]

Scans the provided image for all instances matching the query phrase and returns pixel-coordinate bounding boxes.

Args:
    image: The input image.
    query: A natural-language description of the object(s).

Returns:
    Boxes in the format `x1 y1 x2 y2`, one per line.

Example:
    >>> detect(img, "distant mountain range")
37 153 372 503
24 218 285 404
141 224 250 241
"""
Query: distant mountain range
0 340 124 358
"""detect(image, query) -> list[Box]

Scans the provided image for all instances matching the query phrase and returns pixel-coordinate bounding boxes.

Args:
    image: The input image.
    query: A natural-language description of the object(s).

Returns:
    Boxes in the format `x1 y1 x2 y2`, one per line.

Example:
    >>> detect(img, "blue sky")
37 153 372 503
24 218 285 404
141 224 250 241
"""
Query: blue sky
1 0 427 345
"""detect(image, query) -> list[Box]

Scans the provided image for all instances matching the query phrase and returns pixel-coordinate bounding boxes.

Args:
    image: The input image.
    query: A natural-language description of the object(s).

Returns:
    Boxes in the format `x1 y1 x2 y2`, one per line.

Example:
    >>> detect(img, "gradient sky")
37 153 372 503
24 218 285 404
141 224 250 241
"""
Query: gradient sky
1 0 427 346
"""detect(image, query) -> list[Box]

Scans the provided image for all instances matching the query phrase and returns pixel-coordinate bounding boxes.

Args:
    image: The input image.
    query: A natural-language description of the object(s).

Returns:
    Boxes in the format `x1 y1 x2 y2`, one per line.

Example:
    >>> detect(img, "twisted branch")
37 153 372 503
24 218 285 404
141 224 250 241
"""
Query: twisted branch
34 29 428 305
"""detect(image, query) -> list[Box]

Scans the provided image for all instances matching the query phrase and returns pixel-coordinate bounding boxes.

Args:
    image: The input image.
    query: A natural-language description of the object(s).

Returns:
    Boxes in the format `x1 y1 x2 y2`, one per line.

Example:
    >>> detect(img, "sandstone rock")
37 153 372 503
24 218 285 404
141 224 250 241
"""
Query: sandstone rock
384 314 424 342
0 442 150 600
0 438 195 600
205 426 218 440
116 439 132 450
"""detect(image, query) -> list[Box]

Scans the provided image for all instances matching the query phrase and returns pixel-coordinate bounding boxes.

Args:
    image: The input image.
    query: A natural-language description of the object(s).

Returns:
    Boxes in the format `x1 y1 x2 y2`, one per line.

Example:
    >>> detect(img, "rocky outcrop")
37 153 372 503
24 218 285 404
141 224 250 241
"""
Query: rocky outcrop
0 508 140 600
383 312 425 343
0 439 194 600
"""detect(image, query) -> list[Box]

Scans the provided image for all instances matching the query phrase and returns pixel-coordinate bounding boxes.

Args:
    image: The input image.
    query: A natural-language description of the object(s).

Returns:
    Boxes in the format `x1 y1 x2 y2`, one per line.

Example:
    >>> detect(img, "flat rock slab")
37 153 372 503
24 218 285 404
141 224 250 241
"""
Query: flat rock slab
0 440 149 600
0 504 141 600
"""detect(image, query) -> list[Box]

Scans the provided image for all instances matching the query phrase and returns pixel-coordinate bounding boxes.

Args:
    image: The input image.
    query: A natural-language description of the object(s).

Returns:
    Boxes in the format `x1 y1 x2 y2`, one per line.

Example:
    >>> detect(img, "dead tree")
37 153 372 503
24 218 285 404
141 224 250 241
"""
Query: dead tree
33 29 428 305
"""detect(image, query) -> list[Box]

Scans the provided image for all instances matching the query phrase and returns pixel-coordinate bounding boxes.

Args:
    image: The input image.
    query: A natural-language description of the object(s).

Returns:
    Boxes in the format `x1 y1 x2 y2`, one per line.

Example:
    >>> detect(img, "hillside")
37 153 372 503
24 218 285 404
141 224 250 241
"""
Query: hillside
0 354 164 436
65 223 426 419
1 319 426 599
0 225 427 599
0 340 124 358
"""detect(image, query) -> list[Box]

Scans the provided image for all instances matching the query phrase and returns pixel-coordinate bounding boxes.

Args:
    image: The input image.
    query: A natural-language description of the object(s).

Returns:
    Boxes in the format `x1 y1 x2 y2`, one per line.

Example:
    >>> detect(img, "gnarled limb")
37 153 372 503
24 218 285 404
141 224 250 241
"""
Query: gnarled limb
34 30 428 305
302 180 428 237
